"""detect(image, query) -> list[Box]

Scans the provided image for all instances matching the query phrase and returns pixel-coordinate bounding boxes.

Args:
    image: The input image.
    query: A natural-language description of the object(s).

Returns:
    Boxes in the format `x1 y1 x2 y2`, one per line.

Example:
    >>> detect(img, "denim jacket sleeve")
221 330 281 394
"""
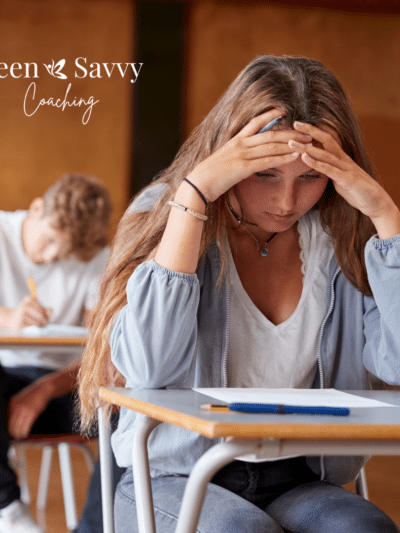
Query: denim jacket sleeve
363 234 400 384
110 259 201 388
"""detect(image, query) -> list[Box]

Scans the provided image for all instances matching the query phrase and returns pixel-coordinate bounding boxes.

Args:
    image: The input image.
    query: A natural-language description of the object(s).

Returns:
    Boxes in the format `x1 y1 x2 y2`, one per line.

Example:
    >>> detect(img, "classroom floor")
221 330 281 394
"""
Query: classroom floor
17 443 95 533
16 448 400 532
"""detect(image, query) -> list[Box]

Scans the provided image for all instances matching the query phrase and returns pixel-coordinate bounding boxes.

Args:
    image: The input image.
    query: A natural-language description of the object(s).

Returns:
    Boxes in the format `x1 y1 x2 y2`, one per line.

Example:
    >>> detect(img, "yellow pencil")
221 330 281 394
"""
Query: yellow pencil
27 276 37 300
200 404 230 412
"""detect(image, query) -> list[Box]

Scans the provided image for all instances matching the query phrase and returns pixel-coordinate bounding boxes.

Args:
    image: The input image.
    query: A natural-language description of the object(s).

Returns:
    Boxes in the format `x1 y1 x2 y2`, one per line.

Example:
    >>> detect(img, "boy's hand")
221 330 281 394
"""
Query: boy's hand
8 381 53 438
7 296 52 329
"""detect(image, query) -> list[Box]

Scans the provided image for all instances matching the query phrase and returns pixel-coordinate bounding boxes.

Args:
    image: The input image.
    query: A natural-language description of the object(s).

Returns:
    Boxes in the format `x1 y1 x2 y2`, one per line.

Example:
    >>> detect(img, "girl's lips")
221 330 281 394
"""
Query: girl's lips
265 212 296 220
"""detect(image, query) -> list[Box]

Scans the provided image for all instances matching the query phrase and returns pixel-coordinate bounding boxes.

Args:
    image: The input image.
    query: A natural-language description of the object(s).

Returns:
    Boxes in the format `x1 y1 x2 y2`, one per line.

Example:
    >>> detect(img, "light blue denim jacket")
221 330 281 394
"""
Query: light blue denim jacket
110 187 400 485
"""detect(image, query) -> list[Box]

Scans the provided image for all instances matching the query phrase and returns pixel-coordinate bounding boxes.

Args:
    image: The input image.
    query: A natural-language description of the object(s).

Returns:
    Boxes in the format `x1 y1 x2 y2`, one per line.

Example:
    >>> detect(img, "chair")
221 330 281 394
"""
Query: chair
10 433 96 531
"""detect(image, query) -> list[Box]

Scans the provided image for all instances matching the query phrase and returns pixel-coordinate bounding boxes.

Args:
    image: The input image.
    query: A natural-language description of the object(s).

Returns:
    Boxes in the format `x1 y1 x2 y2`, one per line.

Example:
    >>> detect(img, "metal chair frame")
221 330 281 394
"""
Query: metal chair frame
10 434 96 531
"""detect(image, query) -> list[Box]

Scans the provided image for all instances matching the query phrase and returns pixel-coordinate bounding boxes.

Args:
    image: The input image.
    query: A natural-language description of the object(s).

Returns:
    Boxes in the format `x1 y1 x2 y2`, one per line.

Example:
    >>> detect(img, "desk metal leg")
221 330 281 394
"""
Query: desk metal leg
355 466 369 500
174 438 280 533
132 415 162 533
98 407 114 533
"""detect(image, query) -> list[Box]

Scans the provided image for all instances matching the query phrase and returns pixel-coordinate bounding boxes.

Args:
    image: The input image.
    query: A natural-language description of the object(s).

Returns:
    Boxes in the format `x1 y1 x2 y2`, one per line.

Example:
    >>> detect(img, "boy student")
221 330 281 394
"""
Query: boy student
0 174 113 533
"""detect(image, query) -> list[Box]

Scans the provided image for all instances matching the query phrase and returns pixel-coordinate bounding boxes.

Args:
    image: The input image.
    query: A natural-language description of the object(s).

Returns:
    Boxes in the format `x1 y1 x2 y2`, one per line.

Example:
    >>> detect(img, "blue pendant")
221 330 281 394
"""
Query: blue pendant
261 247 269 257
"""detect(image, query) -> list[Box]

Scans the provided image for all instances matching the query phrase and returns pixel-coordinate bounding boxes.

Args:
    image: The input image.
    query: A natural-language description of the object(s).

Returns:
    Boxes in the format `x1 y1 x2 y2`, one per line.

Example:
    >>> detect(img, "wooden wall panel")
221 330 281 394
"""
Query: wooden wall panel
0 0 134 233
2 1 400 228
185 2 400 207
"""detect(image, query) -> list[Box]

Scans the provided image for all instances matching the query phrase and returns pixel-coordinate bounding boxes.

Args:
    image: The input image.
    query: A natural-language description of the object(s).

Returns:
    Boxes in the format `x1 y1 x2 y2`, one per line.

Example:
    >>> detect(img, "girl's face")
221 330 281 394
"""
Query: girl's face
234 157 329 233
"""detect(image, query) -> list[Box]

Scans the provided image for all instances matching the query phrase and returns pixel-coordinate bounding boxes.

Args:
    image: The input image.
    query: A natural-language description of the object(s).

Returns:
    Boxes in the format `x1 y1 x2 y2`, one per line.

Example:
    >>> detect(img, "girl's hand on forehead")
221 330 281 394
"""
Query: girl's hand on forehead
289 122 400 238
186 110 312 203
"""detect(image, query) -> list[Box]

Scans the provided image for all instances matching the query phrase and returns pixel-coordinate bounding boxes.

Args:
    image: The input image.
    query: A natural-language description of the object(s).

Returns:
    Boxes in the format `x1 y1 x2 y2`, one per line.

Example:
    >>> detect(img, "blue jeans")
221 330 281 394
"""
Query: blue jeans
115 458 400 533
75 456 125 533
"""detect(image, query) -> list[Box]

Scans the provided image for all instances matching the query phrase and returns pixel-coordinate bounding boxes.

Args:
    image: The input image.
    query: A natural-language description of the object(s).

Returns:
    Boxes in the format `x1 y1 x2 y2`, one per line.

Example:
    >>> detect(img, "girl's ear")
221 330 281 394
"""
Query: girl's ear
28 197 45 215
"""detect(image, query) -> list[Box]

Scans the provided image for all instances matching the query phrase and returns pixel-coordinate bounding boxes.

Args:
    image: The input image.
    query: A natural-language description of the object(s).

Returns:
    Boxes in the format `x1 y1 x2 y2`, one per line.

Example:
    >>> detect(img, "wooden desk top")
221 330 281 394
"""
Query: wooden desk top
100 387 400 441
0 331 87 348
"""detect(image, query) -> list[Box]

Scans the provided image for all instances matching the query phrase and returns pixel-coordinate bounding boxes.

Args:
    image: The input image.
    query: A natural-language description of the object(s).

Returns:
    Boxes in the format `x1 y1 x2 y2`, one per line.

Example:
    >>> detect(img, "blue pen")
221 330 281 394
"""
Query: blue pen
227 403 350 416
258 116 282 133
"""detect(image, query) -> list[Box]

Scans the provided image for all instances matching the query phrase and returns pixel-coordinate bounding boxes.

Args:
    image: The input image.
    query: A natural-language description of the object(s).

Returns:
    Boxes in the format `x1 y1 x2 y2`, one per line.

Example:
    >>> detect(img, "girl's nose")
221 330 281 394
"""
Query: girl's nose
275 185 296 214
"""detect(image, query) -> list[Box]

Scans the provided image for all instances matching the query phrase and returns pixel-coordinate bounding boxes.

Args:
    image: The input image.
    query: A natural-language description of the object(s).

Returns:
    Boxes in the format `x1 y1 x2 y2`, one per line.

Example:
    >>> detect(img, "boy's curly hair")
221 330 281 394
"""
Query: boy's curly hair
42 173 113 262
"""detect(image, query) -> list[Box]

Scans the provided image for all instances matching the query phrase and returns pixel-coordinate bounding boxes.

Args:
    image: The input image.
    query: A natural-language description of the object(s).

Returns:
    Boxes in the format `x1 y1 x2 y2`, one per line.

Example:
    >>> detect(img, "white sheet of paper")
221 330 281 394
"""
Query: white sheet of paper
194 388 394 408
20 324 88 337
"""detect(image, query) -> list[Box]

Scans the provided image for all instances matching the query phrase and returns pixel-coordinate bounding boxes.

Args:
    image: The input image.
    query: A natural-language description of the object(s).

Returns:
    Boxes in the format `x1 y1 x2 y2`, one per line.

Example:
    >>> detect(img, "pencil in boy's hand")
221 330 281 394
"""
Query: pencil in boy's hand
26 276 37 300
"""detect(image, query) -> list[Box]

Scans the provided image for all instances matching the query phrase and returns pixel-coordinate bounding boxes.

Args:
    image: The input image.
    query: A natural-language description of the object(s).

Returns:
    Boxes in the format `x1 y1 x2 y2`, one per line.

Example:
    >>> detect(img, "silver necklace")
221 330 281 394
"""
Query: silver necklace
227 201 277 257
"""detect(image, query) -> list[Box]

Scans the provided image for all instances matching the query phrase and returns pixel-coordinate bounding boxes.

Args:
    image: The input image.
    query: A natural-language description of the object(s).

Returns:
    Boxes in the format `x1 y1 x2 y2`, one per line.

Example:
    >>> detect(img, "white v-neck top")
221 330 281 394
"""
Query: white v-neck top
227 210 334 390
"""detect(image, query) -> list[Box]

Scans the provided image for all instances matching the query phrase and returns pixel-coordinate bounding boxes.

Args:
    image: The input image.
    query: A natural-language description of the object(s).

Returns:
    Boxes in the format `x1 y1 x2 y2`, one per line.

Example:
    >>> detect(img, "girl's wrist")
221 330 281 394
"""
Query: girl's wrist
174 180 207 213
184 169 220 203
371 204 400 240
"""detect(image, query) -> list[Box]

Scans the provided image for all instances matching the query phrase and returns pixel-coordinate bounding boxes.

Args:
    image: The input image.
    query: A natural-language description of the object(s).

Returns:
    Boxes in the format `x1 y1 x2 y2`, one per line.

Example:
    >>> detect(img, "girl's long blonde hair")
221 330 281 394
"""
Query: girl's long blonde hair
78 55 377 432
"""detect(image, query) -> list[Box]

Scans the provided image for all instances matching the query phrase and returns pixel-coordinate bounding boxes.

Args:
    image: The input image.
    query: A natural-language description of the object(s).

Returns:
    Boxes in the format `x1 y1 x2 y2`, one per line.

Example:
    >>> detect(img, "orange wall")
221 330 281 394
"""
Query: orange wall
0 0 134 233
185 1 400 207
1 0 399 230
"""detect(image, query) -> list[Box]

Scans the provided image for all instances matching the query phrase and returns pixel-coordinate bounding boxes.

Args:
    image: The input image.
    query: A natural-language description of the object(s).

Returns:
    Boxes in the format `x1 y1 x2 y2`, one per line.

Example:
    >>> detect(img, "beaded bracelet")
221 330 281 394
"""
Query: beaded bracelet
183 178 208 206
168 201 208 221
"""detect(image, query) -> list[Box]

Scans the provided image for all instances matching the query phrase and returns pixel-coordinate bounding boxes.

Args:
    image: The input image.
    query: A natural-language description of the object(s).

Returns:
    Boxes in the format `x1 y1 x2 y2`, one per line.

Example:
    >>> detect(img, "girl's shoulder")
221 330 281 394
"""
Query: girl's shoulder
128 183 168 214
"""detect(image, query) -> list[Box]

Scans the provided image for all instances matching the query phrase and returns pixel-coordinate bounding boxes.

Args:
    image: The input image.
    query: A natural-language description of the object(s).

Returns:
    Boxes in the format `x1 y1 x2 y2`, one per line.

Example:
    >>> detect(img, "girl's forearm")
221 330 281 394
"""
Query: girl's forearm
155 180 207 274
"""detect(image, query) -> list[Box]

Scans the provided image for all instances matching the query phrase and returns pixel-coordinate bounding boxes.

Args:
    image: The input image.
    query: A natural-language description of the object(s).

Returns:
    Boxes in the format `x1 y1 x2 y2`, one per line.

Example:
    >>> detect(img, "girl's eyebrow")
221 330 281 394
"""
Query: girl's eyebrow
258 168 280 173
256 169 321 177
302 170 320 176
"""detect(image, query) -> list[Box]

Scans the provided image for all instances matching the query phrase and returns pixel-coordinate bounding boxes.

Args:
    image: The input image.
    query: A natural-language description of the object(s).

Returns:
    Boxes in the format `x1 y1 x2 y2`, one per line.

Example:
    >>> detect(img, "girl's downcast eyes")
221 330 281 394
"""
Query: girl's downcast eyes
254 172 276 179
254 171 322 181
300 173 323 182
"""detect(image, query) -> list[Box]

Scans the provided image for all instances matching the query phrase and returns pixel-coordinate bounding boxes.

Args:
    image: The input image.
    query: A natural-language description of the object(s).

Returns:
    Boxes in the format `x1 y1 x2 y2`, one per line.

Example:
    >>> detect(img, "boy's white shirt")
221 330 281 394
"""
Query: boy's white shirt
0 210 109 369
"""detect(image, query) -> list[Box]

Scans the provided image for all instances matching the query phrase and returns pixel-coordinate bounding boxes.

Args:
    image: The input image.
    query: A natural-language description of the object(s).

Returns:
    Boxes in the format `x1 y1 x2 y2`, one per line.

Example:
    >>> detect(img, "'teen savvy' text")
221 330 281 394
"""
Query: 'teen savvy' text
0 58 143 124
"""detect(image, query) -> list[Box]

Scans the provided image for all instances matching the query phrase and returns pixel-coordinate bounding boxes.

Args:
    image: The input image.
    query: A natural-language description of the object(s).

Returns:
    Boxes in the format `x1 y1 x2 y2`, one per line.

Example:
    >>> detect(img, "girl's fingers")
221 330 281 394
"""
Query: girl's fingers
300 152 349 184
247 129 312 148
288 140 349 173
289 122 399 227
249 152 300 173
236 110 283 138
246 141 301 160
293 121 342 154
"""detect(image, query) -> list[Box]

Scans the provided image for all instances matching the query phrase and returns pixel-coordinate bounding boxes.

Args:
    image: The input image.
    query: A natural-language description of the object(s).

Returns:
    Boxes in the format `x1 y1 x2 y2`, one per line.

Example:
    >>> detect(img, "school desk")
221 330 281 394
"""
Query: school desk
0 329 87 350
98 387 400 533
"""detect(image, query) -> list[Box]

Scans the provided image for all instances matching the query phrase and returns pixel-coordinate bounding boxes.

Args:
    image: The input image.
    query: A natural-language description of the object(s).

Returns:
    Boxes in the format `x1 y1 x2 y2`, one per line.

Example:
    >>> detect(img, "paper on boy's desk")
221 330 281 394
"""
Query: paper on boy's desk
194 388 394 408
20 324 88 337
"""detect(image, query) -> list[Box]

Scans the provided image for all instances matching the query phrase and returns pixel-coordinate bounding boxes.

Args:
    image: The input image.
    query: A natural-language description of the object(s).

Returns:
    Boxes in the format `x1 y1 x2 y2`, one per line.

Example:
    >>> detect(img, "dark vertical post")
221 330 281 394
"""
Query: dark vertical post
130 0 186 197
